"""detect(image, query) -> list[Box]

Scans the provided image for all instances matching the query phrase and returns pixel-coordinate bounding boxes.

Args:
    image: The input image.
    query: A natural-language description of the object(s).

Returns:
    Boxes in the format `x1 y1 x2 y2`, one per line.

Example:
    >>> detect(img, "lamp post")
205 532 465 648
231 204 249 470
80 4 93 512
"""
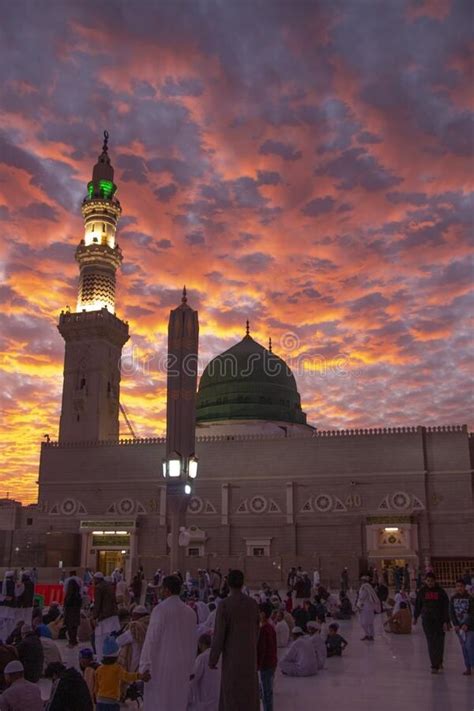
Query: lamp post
163 288 199 574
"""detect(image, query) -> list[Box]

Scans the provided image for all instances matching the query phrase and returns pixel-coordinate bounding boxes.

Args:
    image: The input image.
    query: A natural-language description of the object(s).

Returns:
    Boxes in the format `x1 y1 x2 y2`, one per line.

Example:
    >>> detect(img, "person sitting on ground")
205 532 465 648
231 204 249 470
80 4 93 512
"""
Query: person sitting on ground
0 660 42 711
5 621 24 647
312 596 326 622
44 661 93 711
384 601 412 635
31 601 42 627
188 633 221 711
37 624 62 672
16 625 43 683
306 621 326 669
291 601 309 632
79 648 98 703
95 636 150 711
274 609 290 647
334 592 353 620
0 641 18 692
325 622 348 657
42 602 61 625
280 626 318 677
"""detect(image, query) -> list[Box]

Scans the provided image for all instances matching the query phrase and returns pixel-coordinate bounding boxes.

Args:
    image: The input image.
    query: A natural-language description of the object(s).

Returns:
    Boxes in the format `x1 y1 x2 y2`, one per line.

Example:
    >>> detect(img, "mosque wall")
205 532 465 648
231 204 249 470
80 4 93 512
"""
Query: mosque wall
6 426 472 584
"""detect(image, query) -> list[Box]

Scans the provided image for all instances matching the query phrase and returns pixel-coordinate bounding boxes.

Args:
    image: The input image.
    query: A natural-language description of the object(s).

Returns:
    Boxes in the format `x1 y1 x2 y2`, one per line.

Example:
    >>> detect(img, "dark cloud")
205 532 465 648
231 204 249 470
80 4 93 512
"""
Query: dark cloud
154 183 177 202
316 148 403 191
301 196 335 217
234 252 274 273
185 231 205 246
162 76 204 97
256 170 281 186
259 139 302 161
17 202 59 222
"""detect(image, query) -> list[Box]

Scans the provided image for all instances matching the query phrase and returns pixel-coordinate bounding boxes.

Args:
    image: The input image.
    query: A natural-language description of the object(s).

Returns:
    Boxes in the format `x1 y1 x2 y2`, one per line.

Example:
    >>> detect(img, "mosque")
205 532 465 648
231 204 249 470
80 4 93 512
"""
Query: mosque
0 137 472 587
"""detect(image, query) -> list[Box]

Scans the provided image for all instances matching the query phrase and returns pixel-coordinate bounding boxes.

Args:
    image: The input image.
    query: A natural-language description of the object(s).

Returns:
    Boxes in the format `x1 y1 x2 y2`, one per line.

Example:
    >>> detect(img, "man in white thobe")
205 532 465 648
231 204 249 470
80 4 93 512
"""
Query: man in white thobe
357 575 380 641
140 575 197 711
274 611 290 647
280 627 318 677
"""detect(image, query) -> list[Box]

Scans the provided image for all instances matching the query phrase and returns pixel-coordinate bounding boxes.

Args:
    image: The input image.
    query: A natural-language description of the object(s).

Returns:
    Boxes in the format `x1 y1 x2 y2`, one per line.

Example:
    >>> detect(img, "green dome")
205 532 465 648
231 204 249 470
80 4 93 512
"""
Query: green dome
196 334 307 425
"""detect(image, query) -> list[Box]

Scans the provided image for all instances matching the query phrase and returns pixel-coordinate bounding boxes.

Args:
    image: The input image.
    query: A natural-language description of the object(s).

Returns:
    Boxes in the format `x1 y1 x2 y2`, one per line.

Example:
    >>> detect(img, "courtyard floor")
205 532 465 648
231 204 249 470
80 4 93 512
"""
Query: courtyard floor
41 614 473 710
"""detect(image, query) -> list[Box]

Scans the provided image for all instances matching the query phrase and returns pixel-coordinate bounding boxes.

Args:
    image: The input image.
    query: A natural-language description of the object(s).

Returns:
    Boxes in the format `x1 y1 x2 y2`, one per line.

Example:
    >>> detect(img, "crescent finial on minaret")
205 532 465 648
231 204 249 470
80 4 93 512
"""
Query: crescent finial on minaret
268 337 272 353
245 319 250 337
103 130 109 153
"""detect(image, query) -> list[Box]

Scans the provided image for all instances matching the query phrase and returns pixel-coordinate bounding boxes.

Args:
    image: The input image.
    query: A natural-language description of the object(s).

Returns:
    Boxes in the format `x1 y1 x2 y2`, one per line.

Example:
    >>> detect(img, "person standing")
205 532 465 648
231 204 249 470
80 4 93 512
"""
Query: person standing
449 578 474 675
414 572 450 673
209 569 260 711
92 572 120 659
340 567 349 593
357 575 380 641
64 571 82 648
140 575 196 711
257 603 277 711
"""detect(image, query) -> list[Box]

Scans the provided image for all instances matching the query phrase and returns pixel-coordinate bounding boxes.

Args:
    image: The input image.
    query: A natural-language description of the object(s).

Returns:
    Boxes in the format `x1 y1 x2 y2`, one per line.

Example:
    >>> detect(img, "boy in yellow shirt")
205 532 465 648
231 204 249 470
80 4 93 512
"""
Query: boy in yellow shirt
95 636 150 710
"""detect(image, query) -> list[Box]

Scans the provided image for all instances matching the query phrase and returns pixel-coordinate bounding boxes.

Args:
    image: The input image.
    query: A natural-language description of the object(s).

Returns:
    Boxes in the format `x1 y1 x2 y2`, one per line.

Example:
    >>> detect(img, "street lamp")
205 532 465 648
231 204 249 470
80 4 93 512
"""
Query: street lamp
162 453 198 495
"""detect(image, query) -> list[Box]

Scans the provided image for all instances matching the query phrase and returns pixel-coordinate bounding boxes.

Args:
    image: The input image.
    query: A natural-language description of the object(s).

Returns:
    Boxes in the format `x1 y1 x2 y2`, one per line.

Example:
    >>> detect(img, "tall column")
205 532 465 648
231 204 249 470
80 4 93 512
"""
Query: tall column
164 288 199 574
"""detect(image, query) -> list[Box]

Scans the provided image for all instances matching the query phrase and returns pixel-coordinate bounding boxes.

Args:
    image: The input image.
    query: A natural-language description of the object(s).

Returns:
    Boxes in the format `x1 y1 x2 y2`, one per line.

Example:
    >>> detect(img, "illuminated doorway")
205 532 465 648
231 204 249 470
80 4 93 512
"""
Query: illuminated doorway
96 550 127 576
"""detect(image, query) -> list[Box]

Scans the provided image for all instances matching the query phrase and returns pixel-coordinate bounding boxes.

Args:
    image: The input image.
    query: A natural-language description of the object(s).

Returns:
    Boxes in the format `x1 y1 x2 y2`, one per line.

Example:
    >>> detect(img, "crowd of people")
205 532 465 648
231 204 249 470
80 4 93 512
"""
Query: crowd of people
0 564 471 709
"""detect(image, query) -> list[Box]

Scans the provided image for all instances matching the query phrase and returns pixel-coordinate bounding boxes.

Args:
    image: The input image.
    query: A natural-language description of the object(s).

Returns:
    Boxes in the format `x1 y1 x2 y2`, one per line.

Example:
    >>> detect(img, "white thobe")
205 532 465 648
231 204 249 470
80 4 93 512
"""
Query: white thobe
280 637 318 677
275 620 290 647
116 629 141 672
196 601 209 624
188 648 221 711
309 633 326 669
140 595 197 711
357 584 379 637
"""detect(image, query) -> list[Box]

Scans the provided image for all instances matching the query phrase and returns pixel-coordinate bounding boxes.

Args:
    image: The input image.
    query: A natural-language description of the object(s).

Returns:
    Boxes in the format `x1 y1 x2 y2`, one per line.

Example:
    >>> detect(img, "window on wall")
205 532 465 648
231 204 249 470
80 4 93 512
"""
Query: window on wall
245 538 272 557
26 518 33 526
187 545 204 557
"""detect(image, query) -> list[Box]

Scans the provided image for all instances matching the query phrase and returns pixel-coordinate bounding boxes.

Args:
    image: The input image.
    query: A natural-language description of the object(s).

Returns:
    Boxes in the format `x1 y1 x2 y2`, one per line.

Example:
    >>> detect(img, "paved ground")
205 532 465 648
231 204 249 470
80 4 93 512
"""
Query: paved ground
274 615 473 711
41 614 473 710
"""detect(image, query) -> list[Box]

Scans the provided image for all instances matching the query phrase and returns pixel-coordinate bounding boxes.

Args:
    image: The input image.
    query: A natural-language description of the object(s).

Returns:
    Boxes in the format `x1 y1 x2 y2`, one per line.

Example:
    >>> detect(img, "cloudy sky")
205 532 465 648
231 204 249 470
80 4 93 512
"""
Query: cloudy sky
0 0 472 501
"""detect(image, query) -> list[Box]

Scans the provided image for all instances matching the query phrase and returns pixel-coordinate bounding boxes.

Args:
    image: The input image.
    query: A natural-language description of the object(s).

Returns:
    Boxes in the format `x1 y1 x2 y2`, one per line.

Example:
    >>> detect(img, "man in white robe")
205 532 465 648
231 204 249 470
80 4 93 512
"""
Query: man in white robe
280 627 318 677
357 575 380 640
274 610 290 647
140 575 197 711
306 621 326 669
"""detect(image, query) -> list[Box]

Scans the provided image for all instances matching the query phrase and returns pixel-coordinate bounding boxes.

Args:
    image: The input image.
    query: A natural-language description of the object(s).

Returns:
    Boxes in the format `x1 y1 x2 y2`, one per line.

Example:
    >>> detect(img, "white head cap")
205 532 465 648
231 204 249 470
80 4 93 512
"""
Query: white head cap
4 660 24 674
292 626 304 635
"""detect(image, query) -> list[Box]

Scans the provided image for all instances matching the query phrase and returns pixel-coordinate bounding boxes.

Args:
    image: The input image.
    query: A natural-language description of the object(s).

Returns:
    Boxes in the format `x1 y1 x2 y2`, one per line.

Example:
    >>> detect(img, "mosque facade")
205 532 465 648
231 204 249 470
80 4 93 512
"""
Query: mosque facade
1 138 473 586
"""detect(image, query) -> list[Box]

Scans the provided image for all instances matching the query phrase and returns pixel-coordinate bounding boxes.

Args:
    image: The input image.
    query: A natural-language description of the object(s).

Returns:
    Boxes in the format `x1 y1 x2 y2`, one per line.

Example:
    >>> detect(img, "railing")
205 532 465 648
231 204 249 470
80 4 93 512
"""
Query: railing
41 423 468 448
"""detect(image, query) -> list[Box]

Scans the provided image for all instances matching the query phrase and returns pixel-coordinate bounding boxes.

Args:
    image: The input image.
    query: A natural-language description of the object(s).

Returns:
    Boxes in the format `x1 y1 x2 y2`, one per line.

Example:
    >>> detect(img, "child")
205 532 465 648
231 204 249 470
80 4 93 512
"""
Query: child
79 648 99 703
325 622 348 657
94 636 150 711
188 633 221 710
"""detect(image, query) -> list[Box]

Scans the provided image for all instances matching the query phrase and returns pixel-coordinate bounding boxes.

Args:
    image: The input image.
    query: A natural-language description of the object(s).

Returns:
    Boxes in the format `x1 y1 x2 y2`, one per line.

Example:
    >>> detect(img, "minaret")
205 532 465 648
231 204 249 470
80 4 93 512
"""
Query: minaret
57 132 129 443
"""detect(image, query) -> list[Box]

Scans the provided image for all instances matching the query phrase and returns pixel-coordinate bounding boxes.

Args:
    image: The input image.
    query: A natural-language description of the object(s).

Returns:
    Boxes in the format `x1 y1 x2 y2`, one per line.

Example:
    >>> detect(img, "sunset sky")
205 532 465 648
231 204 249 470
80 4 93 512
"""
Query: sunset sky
1 0 472 502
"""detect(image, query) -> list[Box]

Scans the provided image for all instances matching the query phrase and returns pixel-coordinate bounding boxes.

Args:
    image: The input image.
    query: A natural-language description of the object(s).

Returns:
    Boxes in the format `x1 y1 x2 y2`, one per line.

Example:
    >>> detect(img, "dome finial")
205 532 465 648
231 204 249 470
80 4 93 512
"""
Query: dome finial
182 285 187 304
268 337 272 353
102 129 109 154
245 319 250 337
